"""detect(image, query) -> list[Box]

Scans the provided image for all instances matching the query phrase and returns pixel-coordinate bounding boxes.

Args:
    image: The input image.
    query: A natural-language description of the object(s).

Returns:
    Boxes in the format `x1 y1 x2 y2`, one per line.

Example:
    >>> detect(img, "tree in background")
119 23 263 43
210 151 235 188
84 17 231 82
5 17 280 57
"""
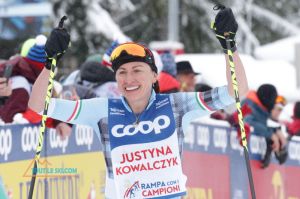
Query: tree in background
1 0 300 71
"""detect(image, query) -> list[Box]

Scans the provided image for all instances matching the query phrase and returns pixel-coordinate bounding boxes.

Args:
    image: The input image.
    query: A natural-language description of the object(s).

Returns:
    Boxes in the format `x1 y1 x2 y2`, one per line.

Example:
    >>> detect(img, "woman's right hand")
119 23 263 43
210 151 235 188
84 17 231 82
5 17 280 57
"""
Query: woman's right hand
45 17 70 69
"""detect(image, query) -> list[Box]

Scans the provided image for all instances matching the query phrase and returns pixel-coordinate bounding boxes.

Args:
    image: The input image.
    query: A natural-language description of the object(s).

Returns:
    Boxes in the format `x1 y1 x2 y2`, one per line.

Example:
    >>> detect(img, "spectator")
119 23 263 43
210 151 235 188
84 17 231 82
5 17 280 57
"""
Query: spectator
267 95 288 164
158 52 180 93
176 61 199 92
287 101 300 137
196 83 252 145
0 35 71 139
242 84 285 168
0 34 47 123
62 59 120 99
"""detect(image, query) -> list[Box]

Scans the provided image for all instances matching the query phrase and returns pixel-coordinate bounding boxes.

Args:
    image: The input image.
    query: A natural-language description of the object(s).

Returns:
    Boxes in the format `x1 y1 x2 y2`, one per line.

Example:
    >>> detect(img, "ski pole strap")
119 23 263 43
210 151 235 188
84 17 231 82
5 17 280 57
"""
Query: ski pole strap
211 22 237 53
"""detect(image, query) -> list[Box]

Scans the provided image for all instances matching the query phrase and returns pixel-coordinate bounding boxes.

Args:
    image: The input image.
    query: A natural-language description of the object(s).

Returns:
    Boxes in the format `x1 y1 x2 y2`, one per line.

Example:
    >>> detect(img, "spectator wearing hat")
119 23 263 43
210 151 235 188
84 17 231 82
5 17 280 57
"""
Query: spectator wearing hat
242 84 286 168
176 61 199 92
267 95 288 165
0 35 47 123
158 52 180 93
0 35 72 139
62 58 120 99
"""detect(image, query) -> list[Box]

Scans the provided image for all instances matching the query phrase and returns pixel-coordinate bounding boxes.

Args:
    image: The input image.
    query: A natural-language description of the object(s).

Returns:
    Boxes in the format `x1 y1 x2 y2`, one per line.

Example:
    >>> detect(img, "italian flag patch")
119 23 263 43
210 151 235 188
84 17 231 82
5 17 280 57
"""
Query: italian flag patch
66 100 82 122
195 92 213 111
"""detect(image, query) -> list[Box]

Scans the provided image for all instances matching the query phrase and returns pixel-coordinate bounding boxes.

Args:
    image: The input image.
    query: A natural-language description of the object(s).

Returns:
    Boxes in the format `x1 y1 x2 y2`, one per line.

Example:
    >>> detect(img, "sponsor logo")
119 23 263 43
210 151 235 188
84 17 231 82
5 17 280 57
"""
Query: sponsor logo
288 142 300 163
0 129 12 161
21 126 39 152
230 130 243 155
75 125 93 150
156 98 169 109
124 181 140 199
184 125 195 148
110 107 125 115
249 135 266 158
49 129 69 153
196 125 210 151
23 158 78 177
111 115 170 137
213 128 227 152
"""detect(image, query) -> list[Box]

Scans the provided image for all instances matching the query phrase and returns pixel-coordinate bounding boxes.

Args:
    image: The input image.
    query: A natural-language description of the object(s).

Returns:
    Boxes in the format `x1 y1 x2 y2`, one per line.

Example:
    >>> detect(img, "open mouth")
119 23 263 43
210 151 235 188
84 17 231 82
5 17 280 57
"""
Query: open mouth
125 86 140 91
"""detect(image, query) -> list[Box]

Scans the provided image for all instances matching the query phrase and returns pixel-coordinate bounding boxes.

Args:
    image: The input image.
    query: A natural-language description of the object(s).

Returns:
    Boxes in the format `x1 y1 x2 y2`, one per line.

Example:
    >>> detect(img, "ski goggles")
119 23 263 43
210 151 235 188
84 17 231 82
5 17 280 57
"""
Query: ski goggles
110 42 157 73
276 95 287 106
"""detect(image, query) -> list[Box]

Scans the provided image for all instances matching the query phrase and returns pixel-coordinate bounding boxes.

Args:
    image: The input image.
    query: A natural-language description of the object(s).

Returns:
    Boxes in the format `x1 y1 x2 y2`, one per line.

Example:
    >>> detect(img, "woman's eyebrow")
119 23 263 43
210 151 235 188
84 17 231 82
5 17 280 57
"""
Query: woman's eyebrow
132 65 144 69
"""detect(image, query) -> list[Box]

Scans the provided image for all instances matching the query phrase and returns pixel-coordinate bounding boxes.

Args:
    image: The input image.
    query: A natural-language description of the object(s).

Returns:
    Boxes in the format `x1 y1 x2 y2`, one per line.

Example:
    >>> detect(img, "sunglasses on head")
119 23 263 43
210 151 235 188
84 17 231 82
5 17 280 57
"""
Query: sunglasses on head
110 42 153 62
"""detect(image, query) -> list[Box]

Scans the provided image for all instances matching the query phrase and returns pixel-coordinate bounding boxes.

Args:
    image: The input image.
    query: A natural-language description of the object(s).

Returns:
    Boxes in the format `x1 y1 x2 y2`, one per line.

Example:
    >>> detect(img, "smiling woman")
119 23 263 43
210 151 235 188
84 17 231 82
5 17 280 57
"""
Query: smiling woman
28 7 249 199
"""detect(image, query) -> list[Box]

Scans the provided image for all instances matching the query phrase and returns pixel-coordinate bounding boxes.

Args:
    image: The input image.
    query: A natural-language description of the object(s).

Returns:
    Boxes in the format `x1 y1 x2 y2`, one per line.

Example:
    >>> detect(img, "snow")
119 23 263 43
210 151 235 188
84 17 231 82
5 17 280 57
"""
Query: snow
175 53 300 101
254 35 300 63
149 41 184 51
86 1 127 40
250 4 300 36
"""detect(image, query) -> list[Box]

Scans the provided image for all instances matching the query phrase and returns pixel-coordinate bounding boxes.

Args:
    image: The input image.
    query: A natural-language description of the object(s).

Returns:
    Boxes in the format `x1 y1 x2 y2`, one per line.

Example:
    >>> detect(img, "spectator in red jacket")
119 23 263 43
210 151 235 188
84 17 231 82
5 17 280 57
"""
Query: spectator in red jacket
287 101 300 137
158 51 180 93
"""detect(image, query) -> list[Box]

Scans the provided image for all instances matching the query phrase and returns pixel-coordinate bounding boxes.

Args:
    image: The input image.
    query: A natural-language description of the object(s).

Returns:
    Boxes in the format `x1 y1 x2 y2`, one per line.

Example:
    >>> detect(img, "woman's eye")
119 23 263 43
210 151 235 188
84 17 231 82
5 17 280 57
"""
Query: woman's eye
133 70 141 73
118 71 126 75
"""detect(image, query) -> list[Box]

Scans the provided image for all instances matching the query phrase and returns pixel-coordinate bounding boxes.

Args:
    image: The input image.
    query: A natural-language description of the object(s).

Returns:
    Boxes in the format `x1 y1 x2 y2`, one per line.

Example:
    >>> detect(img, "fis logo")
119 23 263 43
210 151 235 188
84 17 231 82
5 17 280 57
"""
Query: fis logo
112 115 170 137
124 181 140 199
0 129 12 161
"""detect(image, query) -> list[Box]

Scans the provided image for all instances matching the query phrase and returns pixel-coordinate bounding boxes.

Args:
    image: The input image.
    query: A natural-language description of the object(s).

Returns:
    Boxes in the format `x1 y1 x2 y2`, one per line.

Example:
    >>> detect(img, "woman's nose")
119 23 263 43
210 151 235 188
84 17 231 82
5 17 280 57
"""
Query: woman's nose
124 72 135 83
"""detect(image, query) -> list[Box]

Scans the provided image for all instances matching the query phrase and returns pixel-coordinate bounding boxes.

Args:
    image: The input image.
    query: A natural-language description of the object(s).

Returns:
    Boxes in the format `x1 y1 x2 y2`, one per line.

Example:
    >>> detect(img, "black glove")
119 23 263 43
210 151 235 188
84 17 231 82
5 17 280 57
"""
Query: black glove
213 7 238 53
45 27 70 69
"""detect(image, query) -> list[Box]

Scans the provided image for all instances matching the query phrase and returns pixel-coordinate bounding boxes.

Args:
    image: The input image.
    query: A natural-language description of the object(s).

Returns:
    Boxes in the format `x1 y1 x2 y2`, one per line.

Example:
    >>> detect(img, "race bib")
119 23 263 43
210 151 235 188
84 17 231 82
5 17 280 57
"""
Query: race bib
108 95 187 199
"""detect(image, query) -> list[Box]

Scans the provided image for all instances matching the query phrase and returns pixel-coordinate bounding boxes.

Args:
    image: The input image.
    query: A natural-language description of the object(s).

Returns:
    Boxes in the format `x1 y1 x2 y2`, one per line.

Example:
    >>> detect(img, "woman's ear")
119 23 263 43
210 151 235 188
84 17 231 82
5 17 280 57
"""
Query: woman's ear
152 72 158 84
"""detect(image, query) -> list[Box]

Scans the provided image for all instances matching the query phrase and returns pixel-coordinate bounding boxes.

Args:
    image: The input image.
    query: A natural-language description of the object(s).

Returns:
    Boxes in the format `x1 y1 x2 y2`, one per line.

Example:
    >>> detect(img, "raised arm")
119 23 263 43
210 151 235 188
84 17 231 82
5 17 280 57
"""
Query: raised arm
225 52 248 98
213 7 249 98
28 21 70 112
28 68 51 112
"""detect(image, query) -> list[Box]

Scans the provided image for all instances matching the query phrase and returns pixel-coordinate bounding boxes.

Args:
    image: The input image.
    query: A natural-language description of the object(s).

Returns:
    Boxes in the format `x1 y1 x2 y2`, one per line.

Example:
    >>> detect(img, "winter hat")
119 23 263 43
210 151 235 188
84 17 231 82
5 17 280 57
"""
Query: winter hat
110 42 157 73
26 34 47 63
257 84 278 112
160 52 177 77
21 38 36 57
85 54 102 63
176 61 200 75
80 61 115 83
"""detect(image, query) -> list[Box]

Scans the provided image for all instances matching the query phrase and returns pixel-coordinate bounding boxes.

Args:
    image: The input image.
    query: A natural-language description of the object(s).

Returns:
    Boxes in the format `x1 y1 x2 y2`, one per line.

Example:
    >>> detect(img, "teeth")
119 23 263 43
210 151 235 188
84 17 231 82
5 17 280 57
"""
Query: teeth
126 86 139 91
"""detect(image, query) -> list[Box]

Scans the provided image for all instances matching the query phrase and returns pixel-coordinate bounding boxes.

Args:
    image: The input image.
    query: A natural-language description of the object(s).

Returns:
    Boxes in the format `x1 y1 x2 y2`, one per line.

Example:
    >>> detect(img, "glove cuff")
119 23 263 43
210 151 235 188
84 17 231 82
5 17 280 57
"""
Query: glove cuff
45 59 52 70
223 45 237 54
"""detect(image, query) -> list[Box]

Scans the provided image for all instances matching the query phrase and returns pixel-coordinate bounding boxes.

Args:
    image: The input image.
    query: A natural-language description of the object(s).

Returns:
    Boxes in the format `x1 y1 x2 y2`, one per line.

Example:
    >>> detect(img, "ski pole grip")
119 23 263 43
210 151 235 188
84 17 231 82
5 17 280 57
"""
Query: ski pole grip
58 16 68 29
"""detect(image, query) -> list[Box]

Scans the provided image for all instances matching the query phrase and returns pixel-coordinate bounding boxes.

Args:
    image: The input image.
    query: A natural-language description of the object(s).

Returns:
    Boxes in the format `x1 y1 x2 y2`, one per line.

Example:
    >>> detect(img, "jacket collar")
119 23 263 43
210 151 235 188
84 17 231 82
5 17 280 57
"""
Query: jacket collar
121 89 156 113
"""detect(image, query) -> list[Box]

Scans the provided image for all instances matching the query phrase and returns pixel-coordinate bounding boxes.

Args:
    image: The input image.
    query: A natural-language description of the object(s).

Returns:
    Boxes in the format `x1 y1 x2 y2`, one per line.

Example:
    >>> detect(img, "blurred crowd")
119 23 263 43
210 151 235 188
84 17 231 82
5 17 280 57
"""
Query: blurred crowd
0 34 299 169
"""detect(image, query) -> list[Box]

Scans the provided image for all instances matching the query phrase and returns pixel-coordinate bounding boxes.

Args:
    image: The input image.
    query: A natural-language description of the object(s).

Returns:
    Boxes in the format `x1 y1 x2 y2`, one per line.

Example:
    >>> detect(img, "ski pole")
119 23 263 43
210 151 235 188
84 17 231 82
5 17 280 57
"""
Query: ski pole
28 16 67 199
225 35 256 199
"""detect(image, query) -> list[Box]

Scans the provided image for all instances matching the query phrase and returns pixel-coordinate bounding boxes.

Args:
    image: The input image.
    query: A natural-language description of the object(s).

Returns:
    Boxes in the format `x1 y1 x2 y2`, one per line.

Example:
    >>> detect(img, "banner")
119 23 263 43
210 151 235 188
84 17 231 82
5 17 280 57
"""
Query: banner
1 121 300 198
